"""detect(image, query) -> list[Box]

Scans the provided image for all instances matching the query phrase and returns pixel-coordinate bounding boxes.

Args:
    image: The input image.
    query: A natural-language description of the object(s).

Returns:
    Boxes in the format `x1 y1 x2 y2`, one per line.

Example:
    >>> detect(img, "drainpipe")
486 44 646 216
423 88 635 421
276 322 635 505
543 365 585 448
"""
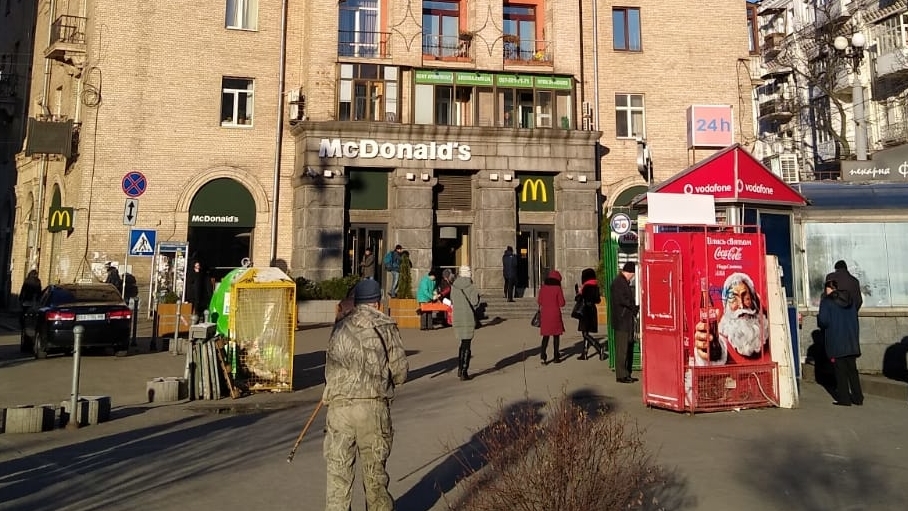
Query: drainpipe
269 0 289 266
31 0 58 273
590 0 601 133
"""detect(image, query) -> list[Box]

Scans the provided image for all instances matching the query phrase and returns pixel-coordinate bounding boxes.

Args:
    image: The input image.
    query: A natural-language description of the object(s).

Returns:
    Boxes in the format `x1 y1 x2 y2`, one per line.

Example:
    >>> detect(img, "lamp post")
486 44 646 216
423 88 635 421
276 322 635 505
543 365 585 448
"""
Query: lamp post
833 32 867 161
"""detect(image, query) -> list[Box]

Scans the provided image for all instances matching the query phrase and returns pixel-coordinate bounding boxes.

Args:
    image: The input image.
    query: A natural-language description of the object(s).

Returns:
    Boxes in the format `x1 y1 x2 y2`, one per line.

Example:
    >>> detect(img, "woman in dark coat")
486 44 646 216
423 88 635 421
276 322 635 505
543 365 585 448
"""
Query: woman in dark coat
186 260 213 317
817 279 863 406
537 270 566 364
576 267 605 360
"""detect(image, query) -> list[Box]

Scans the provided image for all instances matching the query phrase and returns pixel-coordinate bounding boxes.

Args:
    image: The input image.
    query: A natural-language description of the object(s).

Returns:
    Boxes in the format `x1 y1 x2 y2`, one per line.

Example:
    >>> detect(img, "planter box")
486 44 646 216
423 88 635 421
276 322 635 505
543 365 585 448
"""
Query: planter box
155 303 193 338
388 298 420 329
297 300 341 324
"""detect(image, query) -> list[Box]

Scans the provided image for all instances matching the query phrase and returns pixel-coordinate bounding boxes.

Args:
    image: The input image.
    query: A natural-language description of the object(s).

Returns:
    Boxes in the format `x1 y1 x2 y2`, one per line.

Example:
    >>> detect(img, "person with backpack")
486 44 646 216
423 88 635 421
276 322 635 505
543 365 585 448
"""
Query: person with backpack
383 244 403 298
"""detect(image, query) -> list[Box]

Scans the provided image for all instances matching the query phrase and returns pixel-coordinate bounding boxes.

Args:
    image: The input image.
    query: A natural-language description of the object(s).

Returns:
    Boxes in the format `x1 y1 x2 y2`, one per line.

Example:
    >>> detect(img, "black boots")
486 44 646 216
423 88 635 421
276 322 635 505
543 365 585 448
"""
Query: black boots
580 334 606 361
457 346 472 381
541 336 562 365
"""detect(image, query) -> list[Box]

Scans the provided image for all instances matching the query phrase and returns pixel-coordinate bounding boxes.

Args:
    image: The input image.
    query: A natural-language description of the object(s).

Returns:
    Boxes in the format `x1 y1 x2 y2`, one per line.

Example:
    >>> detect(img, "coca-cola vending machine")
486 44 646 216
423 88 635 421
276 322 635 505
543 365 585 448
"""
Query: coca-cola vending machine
640 224 779 413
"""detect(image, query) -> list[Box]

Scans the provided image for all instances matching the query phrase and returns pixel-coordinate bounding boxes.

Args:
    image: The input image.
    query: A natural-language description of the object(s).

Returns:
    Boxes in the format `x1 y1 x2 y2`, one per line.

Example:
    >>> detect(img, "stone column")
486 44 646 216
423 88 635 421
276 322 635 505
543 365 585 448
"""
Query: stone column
555 175 601 284
390 176 436 278
474 170 518 291
292 171 347 281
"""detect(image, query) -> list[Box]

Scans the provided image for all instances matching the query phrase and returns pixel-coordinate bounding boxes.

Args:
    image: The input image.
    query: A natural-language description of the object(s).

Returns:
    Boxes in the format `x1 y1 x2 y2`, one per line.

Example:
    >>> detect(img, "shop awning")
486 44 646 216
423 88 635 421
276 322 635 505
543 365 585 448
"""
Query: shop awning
189 178 256 228
794 181 908 209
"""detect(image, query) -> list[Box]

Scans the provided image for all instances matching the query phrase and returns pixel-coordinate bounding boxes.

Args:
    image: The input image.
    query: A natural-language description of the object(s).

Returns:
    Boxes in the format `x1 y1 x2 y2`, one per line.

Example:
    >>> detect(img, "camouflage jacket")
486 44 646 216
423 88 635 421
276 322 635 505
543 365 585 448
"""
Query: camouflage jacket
323 305 409 404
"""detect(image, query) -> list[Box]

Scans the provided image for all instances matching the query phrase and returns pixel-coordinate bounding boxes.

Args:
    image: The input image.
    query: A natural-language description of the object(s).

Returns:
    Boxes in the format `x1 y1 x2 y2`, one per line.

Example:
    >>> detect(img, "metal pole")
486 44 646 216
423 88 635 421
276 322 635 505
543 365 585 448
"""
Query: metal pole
590 0 601 132
171 299 181 355
67 325 84 430
269 0 290 265
130 297 139 347
853 74 867 161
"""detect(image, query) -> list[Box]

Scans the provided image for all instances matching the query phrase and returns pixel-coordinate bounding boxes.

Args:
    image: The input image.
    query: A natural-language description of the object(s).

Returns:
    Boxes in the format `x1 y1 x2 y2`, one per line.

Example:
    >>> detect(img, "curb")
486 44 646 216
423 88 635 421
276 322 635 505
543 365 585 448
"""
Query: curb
182 395 317 415
802 363 908 401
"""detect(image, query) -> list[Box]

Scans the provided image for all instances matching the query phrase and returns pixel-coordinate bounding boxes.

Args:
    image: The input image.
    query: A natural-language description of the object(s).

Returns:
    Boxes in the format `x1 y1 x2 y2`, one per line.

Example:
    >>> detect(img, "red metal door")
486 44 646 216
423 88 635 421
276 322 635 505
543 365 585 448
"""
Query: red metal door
641 253 685 411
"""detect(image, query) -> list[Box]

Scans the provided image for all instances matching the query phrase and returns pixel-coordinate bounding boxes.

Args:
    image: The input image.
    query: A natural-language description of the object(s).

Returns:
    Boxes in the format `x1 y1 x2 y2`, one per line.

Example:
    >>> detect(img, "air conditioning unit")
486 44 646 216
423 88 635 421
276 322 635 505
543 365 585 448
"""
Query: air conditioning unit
289 88 306 124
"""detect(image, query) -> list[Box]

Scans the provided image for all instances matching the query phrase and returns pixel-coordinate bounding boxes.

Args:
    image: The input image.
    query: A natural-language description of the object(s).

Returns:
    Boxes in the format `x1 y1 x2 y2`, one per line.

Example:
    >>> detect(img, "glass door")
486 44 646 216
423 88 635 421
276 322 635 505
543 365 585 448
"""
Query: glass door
517 226 553 297
345 224 385 285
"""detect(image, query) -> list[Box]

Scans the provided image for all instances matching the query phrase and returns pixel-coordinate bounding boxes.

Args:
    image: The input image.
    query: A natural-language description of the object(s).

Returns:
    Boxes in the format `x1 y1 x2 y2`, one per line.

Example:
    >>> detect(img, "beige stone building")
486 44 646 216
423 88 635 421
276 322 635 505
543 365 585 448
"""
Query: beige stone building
5 0 753 302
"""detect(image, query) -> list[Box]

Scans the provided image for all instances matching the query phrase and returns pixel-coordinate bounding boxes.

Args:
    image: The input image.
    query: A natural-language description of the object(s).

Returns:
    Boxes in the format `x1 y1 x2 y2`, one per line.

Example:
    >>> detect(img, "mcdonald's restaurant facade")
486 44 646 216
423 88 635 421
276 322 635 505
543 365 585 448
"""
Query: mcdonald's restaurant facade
291 122 602 296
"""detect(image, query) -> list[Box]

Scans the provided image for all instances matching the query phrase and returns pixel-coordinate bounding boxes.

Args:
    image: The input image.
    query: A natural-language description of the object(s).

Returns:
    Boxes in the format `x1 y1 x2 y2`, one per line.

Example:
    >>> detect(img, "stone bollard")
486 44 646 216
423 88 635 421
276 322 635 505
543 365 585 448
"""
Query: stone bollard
60 399 91 428
146 377 185 402
4 405 55 434
59 396 111 427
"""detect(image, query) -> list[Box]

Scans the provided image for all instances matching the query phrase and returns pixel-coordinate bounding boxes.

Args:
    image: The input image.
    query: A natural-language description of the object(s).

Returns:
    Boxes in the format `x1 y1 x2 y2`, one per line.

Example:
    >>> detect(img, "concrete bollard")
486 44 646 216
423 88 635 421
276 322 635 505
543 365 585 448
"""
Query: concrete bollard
59 396 111 427
4 405 55 434
67 325 85 430
146 377 184 402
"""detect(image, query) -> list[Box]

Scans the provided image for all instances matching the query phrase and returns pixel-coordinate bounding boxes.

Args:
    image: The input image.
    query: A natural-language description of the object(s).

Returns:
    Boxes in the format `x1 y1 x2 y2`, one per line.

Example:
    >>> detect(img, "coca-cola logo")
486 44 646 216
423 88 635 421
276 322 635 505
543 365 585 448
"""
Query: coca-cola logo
714 246 743 260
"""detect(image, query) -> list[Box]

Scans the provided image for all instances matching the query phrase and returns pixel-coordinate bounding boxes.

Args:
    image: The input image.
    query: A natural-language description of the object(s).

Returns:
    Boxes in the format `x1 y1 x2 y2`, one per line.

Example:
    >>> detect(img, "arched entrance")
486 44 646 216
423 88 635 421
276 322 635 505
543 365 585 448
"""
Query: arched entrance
187 178 256 279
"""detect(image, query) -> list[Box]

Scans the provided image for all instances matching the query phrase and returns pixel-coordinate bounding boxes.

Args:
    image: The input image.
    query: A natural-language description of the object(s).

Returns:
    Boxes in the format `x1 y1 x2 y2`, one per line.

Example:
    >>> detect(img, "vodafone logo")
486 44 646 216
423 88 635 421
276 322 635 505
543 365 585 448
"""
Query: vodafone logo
682 182 733 194
737 179 775 196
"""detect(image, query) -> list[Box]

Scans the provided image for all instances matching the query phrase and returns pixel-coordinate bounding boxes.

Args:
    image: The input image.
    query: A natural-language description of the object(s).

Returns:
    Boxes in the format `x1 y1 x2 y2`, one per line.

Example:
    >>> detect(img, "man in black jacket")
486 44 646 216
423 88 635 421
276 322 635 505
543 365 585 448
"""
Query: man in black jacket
501 246 518 302
610 262 638 383
825 260 862 311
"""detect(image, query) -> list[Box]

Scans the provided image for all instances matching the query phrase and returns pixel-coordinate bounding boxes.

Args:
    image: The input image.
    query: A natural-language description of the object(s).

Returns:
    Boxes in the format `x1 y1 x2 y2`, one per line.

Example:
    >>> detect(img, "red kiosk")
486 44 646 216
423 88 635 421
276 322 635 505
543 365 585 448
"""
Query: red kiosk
636 144 807 413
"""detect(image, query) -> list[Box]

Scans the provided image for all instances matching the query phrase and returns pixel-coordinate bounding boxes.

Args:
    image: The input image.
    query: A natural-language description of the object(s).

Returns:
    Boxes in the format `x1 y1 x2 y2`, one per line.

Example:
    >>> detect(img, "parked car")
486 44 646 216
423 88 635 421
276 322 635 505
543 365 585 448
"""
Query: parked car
20 283 133 358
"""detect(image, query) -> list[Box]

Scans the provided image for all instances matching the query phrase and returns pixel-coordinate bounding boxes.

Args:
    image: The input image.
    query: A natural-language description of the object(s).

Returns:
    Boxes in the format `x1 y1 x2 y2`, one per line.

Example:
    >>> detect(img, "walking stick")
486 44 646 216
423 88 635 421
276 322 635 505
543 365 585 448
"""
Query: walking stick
287 401 324 463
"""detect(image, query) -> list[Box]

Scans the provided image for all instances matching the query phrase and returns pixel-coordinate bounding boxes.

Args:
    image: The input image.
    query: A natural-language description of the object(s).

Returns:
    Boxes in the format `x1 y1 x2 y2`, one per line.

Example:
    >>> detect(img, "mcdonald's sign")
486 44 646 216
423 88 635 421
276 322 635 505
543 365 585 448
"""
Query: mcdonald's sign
518 175 554 212
48 206 74 233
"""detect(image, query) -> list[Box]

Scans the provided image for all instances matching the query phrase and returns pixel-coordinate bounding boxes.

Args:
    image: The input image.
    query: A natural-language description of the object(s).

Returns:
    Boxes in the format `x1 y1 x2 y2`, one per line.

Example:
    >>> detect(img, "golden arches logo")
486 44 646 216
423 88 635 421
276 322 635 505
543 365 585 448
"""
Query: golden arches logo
521 178 547 203
48 207 73 233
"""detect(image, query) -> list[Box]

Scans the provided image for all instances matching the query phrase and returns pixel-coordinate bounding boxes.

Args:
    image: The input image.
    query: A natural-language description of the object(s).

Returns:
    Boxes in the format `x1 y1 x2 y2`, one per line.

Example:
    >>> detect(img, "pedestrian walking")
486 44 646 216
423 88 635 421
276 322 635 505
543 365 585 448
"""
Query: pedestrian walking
611 262 639 383
817 278 863 406
186 260 213 316
323 279 409 511
383 244 403 298
104 262 122 290
575 268 605 360
360 247 376 279
19 269 42 329
502 246 518 301
451 265 481 381
537 270 565 364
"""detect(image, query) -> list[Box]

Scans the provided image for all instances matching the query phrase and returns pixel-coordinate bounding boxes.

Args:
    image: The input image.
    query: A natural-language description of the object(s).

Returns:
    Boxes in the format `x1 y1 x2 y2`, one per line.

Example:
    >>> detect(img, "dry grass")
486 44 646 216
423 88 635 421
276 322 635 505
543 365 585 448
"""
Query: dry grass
445 394 679 511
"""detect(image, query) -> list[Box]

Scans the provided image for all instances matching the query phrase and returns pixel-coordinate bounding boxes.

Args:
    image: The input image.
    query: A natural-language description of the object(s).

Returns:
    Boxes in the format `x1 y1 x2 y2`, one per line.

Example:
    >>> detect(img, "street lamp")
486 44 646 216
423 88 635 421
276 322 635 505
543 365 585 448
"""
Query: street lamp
833 32 867 161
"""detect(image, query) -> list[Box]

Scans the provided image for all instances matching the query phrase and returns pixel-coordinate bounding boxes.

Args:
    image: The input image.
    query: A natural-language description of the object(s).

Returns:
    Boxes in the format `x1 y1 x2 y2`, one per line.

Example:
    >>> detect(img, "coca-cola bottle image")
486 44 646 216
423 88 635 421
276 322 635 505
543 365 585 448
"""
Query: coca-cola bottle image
699 277 722 362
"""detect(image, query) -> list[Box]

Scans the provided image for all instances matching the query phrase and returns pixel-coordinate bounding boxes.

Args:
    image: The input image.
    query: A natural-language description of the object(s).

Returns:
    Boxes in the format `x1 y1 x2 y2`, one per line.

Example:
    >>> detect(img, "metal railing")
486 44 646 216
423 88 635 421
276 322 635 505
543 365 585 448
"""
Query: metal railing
880 120 908 146
503 39 553 64
422 34 474 60
337 30 391 58
50 15 87 46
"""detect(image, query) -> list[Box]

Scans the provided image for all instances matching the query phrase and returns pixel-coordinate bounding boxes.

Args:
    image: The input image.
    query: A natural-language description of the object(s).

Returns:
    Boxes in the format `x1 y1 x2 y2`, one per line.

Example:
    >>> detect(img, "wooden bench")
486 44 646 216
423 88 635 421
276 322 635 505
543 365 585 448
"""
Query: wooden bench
417 302 450 330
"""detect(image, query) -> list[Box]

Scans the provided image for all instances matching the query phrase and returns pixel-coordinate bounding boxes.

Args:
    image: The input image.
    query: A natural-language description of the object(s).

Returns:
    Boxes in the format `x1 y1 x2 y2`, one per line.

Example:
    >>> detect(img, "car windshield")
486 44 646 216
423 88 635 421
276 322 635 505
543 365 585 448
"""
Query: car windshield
50 286 123 306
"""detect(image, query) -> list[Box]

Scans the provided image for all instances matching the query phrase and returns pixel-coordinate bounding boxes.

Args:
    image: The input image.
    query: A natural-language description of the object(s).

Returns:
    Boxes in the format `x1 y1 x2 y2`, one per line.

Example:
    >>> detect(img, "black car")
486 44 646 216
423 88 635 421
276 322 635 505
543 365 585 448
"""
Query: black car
21 283 133 358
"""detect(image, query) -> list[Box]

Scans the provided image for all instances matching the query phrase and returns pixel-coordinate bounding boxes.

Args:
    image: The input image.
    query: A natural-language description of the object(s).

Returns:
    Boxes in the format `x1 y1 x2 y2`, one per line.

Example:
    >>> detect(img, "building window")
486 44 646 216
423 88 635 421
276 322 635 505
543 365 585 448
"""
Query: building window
423 1 462 58
221 78 254 127
226 0 257 30
503 2 540 61
414 84 571 129
340 0 387 58
811 96 831 144
746 4 760 55
615 93 644 138
337 64 399 122
874 13 908 55
612 7 641 51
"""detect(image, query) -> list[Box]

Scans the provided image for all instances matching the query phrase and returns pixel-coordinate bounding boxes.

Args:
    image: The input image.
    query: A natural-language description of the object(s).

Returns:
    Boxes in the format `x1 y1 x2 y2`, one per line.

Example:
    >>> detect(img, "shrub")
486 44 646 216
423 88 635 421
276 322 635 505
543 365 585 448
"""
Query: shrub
446 394 675 511
295 275 360 301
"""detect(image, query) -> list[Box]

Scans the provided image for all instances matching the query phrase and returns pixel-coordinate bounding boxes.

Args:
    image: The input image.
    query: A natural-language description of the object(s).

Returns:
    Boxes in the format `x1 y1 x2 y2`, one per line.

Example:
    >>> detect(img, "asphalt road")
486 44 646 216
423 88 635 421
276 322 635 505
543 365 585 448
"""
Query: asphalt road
1 319 907 511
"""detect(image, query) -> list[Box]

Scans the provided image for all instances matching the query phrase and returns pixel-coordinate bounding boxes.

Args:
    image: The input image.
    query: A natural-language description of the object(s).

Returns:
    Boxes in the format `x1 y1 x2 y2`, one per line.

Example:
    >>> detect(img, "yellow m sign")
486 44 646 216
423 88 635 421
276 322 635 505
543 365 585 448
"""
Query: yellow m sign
521 178 548 203
48 206 74 233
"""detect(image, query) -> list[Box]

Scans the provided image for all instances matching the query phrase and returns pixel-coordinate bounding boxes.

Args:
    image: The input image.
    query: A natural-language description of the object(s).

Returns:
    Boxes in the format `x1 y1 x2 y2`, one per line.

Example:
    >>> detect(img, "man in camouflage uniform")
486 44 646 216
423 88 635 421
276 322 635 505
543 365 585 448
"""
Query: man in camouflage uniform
323 279 409 511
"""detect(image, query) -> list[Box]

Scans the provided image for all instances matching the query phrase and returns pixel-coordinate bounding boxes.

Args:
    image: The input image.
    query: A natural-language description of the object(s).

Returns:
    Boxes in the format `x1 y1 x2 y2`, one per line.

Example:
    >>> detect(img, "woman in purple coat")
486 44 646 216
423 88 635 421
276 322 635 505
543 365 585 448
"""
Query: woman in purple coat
537 270 566 364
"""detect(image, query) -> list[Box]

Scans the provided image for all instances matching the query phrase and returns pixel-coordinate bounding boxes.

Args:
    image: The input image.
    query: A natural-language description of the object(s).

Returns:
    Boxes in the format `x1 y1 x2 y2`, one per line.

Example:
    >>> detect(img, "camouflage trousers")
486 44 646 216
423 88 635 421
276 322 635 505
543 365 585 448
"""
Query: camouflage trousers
324 399 394 511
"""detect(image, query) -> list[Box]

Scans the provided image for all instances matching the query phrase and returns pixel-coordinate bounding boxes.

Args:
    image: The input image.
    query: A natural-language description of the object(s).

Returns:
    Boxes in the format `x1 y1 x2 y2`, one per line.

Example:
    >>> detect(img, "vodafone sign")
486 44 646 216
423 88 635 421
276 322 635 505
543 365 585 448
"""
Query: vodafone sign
652 145 807 206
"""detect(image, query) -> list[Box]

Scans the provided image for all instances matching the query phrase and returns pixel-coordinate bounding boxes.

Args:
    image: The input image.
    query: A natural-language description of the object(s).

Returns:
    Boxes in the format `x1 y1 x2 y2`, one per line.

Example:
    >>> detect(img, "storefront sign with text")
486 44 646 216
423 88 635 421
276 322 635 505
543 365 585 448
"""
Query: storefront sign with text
318 139 472 161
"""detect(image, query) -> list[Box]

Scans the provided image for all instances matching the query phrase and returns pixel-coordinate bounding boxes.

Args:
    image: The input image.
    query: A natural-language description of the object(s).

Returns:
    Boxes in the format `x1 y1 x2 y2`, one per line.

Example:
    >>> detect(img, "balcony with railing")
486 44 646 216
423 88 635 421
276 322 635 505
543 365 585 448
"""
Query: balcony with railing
337 30 391 59
763 32 786 60
880 118 908 147
758 95 795 122
422 34 474 62
873 13 908 80
503 37 553 66
814 0 851 27
45 15 87 67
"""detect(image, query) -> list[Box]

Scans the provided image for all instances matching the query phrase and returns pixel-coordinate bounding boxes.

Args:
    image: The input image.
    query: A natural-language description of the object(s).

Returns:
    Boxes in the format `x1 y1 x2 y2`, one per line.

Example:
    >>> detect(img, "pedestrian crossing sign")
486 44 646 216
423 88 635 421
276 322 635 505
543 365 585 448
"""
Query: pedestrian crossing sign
128 229 157 257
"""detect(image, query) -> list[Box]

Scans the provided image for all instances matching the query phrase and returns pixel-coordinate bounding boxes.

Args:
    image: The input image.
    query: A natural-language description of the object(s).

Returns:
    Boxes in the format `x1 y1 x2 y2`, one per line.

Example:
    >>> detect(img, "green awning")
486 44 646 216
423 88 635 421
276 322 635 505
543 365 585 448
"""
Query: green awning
611 185 648 220
189 178 256 228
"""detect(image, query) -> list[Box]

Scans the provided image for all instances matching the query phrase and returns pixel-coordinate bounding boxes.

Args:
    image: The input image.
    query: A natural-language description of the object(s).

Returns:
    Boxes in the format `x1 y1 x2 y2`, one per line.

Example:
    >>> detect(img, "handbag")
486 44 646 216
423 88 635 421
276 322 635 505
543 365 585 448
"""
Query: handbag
530 309 541 327
570 296 584 320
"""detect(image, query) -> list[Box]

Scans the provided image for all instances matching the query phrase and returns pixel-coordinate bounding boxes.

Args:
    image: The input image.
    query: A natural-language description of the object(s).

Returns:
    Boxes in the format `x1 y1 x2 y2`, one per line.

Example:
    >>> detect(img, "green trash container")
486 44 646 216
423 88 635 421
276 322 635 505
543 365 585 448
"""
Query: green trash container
208 268 245 337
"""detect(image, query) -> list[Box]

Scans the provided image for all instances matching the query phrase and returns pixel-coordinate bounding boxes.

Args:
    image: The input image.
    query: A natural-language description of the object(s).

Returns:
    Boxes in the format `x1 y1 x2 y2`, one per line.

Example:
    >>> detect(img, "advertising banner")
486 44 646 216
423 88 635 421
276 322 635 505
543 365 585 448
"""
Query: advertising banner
651 230 769 368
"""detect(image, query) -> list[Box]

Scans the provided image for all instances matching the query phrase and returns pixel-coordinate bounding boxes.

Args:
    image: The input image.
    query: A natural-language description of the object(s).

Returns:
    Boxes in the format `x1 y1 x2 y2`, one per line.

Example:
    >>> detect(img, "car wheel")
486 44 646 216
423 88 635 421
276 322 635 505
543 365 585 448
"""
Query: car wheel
33 331 48 359
114 346 129 357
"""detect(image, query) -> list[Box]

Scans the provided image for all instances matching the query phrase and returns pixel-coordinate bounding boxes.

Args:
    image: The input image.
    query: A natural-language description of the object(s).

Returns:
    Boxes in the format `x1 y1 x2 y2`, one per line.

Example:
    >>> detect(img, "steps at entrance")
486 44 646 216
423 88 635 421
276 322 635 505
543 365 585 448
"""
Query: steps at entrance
479 294 538 320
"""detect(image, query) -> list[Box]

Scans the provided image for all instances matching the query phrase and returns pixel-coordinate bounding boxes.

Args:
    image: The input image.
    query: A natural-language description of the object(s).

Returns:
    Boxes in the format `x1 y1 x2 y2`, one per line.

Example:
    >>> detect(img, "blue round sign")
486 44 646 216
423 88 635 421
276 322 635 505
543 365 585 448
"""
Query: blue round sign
122 171 147 198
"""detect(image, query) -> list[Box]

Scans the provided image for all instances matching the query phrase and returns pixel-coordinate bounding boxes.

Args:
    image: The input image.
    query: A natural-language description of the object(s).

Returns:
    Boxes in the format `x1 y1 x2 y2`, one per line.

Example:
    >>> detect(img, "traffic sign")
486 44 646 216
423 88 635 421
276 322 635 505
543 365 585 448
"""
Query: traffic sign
610 213 632 235
122 171 147 198
123 199 139 226
128 229 156 256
